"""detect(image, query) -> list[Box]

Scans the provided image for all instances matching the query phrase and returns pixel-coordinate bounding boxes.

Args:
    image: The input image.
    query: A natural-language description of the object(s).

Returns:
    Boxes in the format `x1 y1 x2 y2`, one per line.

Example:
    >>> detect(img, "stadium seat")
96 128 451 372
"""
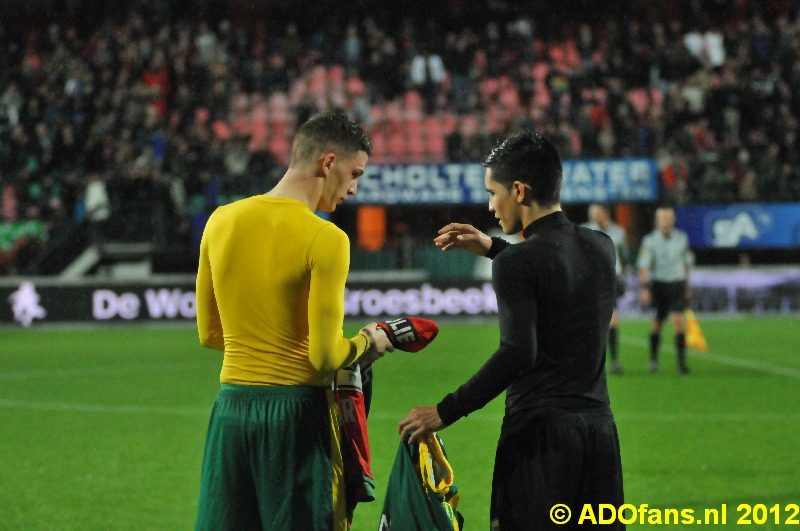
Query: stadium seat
385 100 403 121
346 76 367 97
371 104 385 124
423 115 442 138
485 104 502 132
268 92 289 111
459 114 479 137
289 77 307 105
387 132 408 161
403 90 423 111
564 39 581 68
370 130 387 163
533 61 550 83
499 86 520 109
426 133 446 162
407 134 426 162
440 112 458 135
327 64 345 86
479 77 500 103
308 66 327 96
404 117 423 137
269 135 291 166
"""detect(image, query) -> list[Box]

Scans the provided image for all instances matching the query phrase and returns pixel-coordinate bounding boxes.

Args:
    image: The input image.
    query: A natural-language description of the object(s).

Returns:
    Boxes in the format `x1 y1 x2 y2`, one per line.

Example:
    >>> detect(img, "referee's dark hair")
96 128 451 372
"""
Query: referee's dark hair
483 130 562 207
290 110 372 166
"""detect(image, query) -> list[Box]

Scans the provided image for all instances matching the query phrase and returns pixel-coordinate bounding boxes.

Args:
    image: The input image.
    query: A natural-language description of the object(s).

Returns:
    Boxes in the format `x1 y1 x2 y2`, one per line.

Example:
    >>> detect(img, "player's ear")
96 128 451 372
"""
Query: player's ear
513 181 531 203
319 152 336 177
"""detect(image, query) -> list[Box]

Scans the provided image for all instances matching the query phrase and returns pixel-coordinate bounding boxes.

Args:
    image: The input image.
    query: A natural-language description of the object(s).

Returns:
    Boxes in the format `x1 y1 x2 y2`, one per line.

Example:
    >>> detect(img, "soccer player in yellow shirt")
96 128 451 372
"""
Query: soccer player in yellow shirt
195 110 393 530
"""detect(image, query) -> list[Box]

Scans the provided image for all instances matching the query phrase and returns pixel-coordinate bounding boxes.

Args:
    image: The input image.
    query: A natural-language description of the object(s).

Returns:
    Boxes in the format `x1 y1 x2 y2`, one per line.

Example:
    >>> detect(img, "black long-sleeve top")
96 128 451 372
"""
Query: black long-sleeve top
436 211 617 438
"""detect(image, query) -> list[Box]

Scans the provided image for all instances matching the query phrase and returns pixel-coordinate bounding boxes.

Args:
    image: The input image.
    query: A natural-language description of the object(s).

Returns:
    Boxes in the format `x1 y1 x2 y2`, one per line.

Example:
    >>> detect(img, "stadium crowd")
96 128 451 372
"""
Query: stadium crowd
2 0 800 273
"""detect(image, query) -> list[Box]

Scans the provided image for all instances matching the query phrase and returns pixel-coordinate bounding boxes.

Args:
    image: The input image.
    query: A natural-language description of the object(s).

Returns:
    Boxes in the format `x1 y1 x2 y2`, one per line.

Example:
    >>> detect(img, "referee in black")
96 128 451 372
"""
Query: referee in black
398 131 624 530
637 206 694 374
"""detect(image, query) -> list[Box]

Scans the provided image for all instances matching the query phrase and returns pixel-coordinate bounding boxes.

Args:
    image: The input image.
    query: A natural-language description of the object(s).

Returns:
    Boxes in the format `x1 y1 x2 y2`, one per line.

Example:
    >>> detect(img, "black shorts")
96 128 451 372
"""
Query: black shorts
490 413 625 530
651 280 687 321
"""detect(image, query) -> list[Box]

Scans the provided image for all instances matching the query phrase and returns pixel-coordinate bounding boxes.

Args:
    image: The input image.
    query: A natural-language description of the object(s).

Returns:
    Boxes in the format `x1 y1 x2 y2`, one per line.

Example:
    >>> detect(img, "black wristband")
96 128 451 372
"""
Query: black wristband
485 237 506 259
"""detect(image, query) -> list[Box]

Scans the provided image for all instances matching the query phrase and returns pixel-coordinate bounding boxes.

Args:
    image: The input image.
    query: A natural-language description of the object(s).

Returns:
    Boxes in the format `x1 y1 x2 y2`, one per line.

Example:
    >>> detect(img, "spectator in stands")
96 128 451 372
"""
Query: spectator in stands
443 30 478 114
408 44 445 114
84 172 111 245
5 0 800 274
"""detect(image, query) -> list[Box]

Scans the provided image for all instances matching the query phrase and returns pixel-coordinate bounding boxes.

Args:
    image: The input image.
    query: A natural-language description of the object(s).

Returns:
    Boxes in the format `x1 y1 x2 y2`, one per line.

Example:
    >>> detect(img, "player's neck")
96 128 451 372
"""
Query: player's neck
265 167 323 211
522 203 562 228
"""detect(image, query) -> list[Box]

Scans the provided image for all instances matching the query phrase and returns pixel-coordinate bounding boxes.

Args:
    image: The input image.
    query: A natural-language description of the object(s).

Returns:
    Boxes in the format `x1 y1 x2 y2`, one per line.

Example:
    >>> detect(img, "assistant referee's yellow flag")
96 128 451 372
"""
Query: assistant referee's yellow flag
685 309 709 352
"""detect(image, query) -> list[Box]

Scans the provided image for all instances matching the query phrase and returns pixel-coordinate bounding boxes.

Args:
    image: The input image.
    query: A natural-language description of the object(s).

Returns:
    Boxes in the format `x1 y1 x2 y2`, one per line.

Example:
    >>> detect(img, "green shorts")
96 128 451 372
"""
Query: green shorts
195 384 346 531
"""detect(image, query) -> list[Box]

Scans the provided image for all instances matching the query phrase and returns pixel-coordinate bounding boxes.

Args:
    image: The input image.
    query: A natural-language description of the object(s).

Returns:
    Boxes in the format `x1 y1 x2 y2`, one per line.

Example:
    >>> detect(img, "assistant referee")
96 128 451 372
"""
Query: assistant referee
637 206 694 374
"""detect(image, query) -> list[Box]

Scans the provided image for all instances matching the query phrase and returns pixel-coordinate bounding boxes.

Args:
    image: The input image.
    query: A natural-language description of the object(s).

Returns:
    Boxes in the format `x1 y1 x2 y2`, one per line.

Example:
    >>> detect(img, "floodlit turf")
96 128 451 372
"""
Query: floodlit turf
1 316 799 530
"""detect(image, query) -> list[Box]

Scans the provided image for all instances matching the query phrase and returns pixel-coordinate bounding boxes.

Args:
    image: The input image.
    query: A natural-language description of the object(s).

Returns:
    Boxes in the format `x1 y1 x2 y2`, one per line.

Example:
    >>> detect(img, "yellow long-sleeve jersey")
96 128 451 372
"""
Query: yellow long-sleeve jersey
195 196 370 386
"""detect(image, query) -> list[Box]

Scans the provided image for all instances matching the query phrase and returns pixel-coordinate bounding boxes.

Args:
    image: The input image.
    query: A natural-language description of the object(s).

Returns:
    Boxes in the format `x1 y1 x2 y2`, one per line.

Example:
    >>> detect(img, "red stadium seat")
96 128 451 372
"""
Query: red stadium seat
370 130 387 163
370 105 385 125
459 114 479 137
485 104 502 132
426 133 446 162
499 86 520 109
403 90 423 111
423 116 442 138
385 100 403 121
289 77 307 105
387 132 408 162
440 112 458 135
407 134 426 162
346 76 367 97
327 65 345 85
269 135 291 166
479 77 500 103
404 117 423 137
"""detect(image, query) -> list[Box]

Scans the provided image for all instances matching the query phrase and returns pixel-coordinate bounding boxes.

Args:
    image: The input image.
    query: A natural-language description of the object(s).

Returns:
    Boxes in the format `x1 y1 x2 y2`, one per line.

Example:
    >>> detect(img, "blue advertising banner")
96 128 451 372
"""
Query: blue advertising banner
675 203 800 249
352 159 658 205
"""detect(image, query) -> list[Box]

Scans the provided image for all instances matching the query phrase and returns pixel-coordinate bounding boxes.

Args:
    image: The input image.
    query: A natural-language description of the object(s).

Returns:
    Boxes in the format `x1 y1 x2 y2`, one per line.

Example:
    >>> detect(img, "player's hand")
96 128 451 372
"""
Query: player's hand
434 223 492 256
359 322 394 366
398 406 445 444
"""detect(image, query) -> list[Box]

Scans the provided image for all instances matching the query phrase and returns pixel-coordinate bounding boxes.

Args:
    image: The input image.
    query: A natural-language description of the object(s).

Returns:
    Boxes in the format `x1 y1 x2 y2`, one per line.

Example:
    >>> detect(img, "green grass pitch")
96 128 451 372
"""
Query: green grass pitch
1 316 799 529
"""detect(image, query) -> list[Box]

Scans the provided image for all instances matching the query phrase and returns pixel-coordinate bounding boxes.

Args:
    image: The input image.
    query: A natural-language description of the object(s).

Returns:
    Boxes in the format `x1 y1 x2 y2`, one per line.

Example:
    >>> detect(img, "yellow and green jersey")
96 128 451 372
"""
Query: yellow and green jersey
196 195 369 386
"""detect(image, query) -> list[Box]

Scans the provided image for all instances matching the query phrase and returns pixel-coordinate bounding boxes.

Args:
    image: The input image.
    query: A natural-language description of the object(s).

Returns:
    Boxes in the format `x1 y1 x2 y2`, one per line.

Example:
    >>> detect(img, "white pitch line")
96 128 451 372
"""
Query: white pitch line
621 337 800 380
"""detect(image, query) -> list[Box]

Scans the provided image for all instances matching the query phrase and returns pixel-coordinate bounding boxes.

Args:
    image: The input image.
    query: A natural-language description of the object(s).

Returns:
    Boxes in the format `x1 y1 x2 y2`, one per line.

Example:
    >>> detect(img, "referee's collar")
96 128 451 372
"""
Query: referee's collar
522 211 569 239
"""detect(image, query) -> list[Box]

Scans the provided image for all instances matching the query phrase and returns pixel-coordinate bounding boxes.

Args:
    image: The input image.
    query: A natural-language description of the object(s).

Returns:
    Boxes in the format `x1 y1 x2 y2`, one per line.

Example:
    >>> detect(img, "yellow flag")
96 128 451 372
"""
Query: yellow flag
685 309 709 352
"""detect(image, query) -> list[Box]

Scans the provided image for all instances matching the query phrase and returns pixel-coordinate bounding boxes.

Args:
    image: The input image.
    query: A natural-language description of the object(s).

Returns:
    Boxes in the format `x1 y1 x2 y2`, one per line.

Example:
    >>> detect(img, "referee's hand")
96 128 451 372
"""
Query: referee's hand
398 406 445 444
435 223 492 256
